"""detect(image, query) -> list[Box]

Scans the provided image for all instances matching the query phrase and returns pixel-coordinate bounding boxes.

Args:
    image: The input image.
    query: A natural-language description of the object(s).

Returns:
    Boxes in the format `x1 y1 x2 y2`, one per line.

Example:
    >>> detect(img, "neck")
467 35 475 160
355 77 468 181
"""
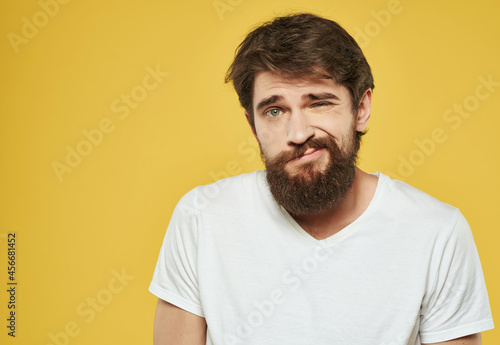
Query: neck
290 168 378 240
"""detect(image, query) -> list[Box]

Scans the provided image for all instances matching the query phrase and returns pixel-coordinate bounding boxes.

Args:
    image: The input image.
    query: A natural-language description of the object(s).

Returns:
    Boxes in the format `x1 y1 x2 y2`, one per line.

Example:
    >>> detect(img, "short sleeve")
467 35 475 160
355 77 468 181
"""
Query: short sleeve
149 188 204 317
419 210 494 343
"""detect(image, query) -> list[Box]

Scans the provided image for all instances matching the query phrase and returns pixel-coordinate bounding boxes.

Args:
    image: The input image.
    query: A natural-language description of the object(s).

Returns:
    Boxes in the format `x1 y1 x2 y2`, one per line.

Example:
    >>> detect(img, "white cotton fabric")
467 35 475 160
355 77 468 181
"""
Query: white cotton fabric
149 171 494 345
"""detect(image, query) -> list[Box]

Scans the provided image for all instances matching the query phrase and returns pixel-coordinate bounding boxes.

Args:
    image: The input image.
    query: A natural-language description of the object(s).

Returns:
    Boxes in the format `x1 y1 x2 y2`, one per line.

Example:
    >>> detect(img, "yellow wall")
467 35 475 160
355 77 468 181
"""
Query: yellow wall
1 0 498 343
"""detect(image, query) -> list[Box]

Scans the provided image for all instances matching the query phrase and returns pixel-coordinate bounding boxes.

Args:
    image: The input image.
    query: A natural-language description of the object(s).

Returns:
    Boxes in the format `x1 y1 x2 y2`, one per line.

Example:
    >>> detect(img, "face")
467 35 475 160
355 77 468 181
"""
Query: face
247 71 371 215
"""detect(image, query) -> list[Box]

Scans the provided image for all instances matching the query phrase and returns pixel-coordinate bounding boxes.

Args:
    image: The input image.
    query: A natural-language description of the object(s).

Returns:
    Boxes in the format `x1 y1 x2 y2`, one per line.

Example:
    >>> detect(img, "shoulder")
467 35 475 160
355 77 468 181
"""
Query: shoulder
175 170 268 214
372 172 465 243
379 172 459 219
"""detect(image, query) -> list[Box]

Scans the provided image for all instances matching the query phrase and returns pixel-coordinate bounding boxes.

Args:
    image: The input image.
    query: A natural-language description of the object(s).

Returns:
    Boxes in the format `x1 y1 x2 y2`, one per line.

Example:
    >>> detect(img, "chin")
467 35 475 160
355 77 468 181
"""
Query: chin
286 157 329 176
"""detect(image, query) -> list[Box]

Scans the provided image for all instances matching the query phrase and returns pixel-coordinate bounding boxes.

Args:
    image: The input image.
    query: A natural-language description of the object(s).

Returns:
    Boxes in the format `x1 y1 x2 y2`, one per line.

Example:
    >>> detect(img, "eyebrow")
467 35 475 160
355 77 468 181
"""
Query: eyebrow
305 92 339 101
255 92 340 111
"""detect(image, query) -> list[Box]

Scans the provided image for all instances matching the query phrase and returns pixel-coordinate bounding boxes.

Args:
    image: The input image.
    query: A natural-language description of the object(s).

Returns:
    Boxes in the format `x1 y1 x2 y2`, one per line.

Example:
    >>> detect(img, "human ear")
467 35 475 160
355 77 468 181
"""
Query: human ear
355 88 372 132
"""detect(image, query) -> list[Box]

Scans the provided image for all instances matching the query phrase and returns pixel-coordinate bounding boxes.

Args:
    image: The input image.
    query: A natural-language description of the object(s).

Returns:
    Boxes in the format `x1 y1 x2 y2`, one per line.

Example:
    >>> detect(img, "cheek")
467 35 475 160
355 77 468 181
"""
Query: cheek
255 121 287 148
314 115 354 138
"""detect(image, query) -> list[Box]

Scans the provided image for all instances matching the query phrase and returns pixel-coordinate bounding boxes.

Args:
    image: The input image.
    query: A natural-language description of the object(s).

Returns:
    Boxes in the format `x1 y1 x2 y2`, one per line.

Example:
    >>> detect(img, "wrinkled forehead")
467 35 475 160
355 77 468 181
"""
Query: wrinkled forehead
252 70 348 102
250 73 355 120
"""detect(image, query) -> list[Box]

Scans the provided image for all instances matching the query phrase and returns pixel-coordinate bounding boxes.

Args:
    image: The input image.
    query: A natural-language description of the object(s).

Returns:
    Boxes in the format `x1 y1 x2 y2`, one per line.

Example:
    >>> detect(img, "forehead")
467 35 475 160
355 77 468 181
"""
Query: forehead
252 71 350 101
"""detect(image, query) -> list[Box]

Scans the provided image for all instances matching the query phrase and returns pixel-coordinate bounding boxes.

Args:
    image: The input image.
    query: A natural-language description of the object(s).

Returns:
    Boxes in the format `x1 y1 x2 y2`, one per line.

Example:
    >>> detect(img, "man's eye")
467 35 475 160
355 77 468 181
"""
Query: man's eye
265 108 283 117
312 102 332 107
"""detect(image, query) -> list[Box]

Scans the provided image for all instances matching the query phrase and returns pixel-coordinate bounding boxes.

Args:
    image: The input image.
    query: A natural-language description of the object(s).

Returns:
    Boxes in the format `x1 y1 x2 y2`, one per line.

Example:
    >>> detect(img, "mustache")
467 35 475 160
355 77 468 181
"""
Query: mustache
273 136 337 163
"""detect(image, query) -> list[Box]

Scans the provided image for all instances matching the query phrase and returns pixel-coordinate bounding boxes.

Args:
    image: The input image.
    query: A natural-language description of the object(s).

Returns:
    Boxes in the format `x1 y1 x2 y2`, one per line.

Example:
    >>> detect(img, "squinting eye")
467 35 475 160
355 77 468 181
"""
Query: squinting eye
265 109 283 117
313 102 331 107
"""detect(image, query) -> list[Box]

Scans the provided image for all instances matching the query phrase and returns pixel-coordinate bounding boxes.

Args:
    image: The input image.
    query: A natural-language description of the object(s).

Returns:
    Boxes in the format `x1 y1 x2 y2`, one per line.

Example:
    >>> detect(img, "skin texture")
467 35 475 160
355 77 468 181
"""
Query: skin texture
153 299 206 345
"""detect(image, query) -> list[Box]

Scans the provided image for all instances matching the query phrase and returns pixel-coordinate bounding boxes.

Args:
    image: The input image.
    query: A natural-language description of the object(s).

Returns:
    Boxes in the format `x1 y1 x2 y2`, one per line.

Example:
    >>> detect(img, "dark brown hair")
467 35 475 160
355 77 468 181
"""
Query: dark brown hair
225 13 375 128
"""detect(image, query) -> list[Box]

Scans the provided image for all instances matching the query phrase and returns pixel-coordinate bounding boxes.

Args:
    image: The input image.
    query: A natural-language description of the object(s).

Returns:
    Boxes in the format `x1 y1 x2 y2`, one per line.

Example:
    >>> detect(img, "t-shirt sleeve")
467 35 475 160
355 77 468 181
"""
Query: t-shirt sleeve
149 188 204 317
419 209 494 343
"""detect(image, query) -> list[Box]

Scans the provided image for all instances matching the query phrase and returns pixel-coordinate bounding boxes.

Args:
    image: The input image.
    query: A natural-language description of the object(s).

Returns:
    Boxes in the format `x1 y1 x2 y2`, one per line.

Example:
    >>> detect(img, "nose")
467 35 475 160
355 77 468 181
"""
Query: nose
287 110 314 145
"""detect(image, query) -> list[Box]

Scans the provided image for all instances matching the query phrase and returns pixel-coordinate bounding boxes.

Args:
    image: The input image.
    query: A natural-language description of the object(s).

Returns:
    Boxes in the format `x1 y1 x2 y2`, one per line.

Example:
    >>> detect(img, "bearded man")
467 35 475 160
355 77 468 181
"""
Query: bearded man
149 13 493 345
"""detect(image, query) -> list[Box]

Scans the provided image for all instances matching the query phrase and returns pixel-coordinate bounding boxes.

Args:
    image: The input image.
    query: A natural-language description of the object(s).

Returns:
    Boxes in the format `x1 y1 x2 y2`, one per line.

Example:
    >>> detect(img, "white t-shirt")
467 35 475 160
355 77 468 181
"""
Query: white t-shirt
149 171 494 345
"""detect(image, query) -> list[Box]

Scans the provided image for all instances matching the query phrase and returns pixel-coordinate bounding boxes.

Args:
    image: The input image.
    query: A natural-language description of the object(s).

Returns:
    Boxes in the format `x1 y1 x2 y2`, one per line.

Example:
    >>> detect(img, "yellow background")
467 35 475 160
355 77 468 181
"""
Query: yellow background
1 0 498 343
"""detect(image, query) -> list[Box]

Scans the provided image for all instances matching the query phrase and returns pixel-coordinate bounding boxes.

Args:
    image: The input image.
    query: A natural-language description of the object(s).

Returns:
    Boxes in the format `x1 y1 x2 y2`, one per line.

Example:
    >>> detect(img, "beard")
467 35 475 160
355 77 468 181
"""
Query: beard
261 129 360 216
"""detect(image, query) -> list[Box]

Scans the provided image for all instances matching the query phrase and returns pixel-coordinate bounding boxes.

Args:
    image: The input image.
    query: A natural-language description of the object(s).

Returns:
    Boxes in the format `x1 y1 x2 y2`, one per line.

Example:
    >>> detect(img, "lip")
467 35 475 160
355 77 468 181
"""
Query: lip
290 147 325 163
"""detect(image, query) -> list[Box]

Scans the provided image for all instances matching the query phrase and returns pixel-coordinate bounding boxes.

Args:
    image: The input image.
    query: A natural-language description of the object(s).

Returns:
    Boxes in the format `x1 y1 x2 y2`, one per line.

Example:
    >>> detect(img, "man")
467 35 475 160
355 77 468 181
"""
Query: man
149 13 493 345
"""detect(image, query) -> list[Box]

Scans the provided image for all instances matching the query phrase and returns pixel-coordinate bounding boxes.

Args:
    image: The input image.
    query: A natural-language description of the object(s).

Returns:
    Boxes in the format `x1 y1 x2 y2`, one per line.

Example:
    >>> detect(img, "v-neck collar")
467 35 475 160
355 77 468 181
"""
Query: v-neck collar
272 171 387 246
